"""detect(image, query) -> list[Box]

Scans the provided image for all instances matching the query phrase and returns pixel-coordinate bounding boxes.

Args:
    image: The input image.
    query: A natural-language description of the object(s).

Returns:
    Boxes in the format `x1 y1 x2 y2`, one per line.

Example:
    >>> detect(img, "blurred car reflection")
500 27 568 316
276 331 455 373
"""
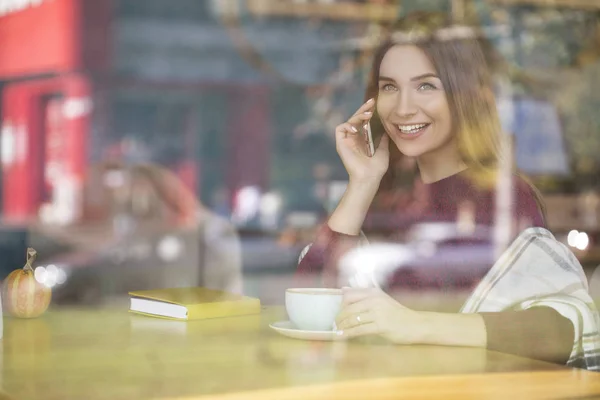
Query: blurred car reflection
544 193 600 270
339 222 495 291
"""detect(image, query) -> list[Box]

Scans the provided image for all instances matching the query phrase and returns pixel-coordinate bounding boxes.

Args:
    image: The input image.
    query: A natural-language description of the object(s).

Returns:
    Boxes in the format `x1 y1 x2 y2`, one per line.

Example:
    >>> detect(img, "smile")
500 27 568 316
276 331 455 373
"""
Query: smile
397 123 430 134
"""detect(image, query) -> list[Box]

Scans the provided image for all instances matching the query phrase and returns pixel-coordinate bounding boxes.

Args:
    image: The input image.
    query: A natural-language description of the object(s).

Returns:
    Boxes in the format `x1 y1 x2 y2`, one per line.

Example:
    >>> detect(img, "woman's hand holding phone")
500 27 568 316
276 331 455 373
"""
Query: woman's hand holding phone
327 99 390 235
335 98 389 185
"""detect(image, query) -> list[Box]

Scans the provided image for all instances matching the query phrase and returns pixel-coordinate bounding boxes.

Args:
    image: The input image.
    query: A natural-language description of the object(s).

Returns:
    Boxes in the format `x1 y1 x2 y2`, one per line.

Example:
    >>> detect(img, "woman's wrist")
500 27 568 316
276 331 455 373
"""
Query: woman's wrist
327 178 381 235
348 175 383 192
345 178 381 208
414 311 487 348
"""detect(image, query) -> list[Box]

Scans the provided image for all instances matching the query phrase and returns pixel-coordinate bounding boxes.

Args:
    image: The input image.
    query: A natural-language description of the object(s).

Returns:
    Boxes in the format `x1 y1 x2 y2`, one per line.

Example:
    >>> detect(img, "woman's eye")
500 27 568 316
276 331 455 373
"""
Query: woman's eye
380 84 396 91
418 82 437 91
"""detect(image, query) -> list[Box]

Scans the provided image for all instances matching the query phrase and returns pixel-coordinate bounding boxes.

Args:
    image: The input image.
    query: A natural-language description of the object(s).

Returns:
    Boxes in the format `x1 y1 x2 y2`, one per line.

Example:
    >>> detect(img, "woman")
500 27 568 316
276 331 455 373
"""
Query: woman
295 12 598 368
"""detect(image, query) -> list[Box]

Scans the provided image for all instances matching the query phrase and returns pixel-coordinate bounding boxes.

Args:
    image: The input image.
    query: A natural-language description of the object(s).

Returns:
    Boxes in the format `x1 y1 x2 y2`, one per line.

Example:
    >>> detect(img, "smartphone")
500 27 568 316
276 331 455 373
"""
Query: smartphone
363 121 383 157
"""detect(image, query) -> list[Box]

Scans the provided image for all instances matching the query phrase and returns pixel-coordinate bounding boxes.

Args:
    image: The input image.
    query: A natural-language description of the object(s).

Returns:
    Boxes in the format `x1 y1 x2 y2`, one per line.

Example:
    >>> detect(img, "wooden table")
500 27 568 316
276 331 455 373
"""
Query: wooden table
3 305 600 400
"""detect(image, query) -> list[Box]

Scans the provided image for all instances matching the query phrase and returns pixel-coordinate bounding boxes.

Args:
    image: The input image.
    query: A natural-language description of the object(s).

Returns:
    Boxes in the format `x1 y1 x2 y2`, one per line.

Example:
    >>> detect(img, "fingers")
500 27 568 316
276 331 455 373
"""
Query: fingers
347 98 375 126
335 287 381 330
335 300 371 327
354 98 375 116
335 122 359 140
335 99 375 141
336 309 375 331
347 110 373 126
336 321 377 339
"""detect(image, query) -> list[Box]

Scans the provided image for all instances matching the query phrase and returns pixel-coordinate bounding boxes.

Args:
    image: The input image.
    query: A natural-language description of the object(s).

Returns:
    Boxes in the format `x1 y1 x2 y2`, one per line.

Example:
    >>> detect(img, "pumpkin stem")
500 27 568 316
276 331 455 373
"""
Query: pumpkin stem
23 247 37 272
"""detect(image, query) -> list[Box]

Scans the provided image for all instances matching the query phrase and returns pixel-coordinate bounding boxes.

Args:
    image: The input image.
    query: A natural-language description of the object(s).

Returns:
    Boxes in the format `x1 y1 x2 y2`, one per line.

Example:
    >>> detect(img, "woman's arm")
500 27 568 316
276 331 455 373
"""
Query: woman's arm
295 99 389 286
419 311 487 347
294 224 363 288
293 178 378 288
420 308 574 363
327 179 381 235
336 288 574 364
295 178 381 286
480 307 574 364
335 288 487 346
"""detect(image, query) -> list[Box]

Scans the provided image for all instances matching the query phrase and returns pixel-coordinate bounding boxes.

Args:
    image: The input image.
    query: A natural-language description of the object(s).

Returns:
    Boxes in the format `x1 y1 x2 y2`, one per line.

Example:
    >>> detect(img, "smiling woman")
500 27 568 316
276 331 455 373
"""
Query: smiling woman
375 47 456 174
365 12 506 188
294 11 600 371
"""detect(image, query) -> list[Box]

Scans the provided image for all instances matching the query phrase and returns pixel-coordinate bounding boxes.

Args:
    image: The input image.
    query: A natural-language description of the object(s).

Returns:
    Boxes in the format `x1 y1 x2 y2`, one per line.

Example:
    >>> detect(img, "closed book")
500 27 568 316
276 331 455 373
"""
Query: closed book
128 287 261 320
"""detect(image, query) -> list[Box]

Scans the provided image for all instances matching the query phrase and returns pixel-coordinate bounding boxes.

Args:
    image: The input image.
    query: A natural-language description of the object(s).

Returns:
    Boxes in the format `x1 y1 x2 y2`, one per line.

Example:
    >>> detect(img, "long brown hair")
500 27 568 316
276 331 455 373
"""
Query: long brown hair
364 11 546 219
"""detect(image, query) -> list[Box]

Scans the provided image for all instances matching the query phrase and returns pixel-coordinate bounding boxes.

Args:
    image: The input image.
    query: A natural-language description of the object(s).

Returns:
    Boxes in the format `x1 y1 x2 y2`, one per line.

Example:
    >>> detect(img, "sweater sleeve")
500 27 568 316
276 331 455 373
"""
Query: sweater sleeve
480 307 574 364
294 224 362 288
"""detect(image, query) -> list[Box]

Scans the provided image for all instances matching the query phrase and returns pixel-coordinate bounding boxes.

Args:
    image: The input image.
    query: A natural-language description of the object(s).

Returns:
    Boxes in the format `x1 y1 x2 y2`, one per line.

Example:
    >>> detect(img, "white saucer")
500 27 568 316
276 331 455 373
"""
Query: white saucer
269 320 338 341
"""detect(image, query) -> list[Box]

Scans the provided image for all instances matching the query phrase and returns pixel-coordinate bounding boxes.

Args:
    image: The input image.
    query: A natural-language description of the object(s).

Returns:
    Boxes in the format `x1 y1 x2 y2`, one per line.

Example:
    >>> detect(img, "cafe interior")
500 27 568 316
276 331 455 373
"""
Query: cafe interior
2 0 600 398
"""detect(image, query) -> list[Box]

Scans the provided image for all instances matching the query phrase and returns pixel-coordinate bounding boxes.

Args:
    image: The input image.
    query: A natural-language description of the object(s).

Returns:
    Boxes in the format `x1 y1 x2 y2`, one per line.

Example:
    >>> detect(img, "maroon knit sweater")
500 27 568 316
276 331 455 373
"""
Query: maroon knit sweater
295 171 574 365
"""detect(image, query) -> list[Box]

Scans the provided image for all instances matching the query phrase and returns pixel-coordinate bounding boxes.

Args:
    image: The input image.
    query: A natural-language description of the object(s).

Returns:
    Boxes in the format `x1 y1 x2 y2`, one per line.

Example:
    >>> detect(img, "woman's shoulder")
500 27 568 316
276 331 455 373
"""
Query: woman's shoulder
459 169 546 228
459 169 538 199
511 173 546 228
512 173 540 200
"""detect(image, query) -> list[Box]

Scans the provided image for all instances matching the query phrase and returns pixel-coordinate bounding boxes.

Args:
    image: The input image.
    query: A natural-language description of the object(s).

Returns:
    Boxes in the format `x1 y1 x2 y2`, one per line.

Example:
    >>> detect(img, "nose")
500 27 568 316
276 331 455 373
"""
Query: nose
394 91 417 119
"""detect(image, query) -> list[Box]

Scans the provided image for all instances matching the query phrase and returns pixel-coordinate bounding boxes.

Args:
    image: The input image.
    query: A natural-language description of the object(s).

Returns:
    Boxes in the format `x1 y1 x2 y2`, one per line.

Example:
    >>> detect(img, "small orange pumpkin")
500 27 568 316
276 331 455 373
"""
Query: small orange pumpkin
2 248 51 318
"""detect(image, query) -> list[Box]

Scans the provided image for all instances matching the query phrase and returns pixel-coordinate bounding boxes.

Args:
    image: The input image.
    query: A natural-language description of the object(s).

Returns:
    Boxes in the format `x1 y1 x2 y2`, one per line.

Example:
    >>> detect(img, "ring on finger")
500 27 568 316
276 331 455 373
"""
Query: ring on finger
356 313 368 324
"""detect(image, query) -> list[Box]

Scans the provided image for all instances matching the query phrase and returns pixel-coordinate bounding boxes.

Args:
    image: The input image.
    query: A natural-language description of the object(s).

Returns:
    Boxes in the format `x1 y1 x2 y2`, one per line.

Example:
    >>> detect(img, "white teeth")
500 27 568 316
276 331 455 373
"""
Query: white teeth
398 123 428 134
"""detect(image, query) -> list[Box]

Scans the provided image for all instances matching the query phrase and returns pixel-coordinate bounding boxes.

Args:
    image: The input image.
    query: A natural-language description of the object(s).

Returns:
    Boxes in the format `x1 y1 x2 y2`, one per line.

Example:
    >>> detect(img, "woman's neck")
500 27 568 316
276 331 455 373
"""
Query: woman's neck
416 140 467 184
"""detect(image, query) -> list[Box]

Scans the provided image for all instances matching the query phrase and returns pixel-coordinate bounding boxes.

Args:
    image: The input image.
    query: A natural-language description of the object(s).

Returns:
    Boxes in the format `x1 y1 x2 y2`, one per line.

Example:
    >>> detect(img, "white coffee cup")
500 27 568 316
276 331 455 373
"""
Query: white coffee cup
285 288 343 331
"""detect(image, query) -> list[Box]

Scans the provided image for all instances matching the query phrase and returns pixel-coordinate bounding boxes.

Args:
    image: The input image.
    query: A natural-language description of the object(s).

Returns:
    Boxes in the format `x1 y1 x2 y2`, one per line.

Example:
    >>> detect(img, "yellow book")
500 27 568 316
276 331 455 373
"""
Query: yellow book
128 287 261 321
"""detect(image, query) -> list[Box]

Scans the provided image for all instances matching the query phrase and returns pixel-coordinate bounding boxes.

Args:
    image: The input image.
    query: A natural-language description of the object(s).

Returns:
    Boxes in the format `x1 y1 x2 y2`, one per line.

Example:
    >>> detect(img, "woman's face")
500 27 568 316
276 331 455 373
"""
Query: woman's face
376 45 454 159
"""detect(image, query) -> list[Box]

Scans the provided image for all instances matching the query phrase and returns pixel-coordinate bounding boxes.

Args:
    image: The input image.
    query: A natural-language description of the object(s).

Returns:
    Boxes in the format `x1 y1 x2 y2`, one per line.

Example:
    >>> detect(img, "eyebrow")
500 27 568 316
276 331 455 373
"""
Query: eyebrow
379 73 440 82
